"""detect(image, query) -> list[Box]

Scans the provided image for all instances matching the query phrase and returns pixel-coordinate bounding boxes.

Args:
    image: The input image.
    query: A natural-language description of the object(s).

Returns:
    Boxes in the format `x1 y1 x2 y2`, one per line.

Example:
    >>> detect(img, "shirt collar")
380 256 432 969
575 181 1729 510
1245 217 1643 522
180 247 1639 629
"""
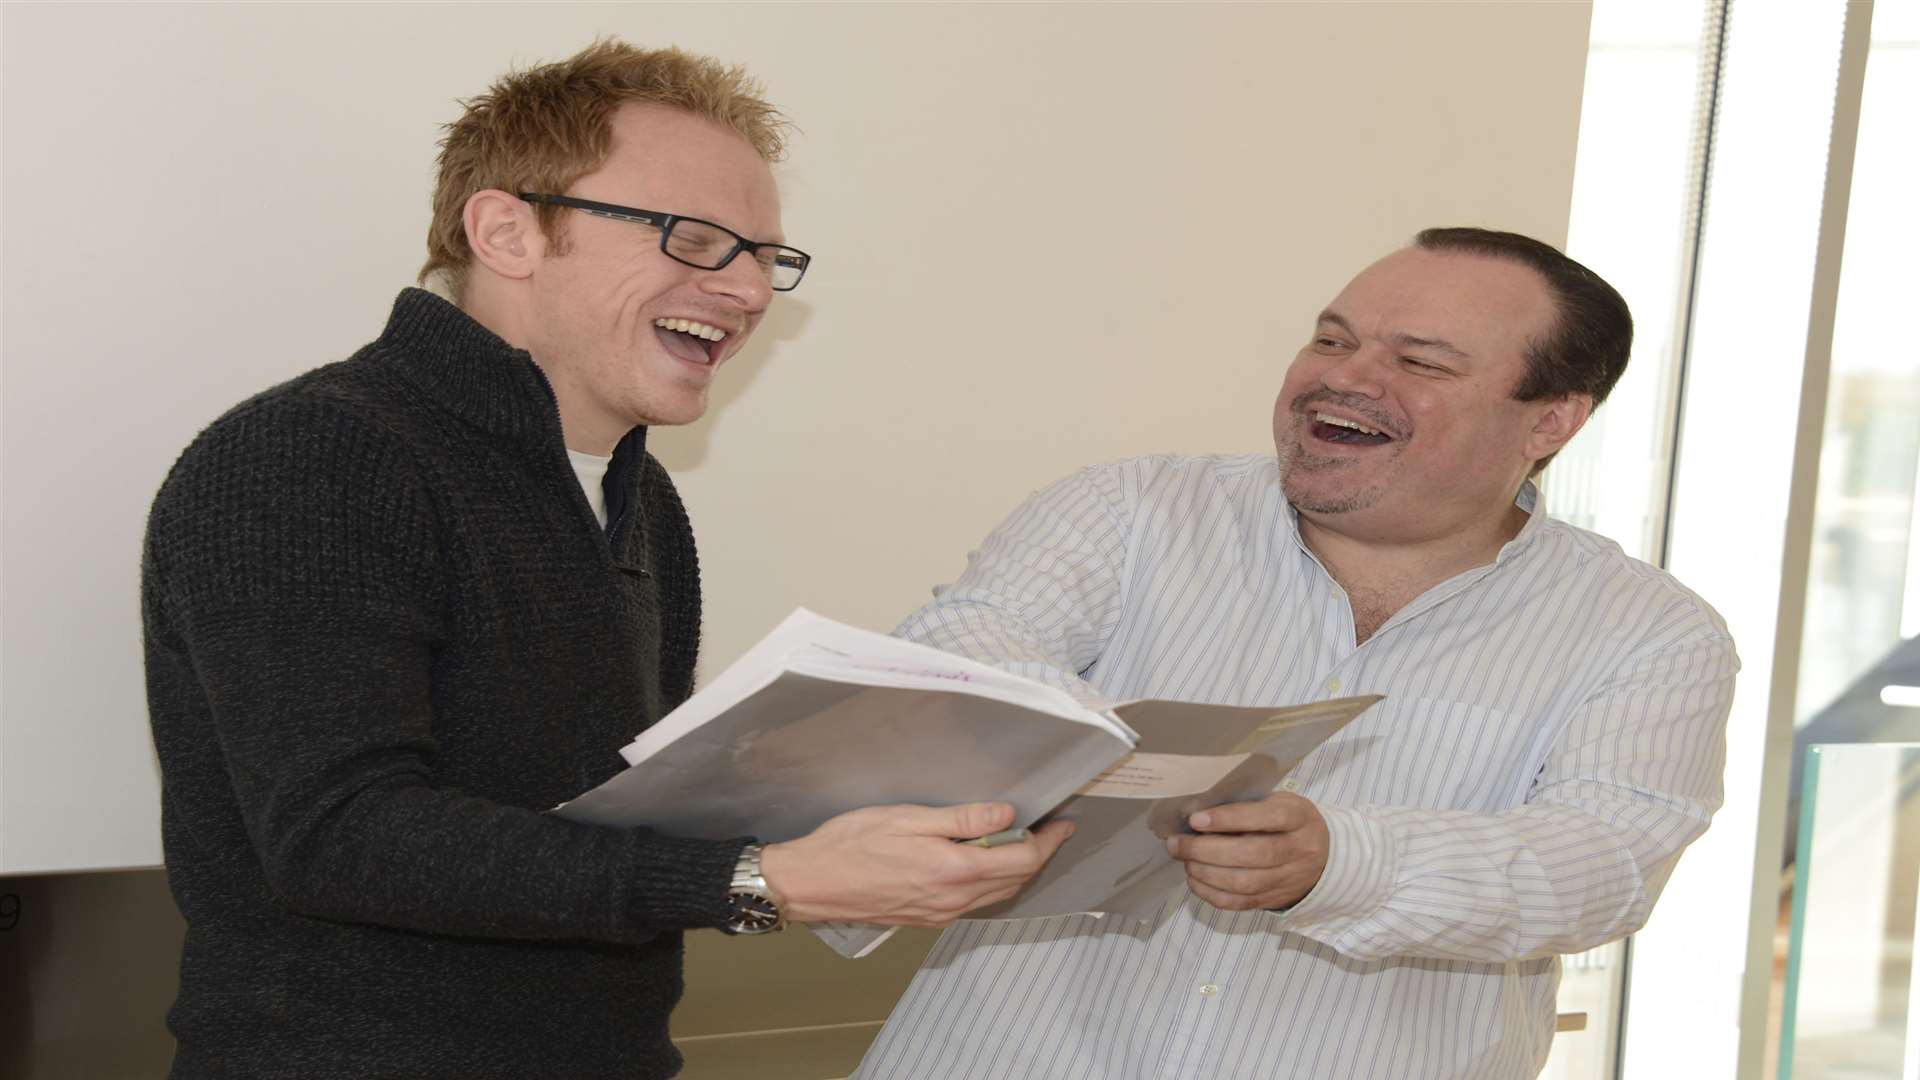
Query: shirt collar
1497 479 1546 563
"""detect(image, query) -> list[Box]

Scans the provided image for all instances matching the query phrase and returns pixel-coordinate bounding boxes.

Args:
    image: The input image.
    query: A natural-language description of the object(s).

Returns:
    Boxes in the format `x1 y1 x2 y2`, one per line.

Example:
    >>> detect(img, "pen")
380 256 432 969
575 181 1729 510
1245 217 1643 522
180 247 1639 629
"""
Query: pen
958 827 1032 848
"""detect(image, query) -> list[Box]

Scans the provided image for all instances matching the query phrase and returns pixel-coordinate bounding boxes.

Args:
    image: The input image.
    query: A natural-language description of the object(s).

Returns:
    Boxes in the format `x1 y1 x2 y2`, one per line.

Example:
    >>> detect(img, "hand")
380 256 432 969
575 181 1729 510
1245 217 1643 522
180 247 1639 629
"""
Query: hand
760 802 1074 927
1164 791 1328 911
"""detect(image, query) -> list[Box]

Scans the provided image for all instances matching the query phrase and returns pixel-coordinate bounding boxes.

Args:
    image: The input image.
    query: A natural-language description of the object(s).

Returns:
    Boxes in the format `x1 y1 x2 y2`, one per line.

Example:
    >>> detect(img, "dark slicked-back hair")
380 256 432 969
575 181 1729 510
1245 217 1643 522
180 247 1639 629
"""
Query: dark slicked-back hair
1415 227 1633 407
1414 228 1632 474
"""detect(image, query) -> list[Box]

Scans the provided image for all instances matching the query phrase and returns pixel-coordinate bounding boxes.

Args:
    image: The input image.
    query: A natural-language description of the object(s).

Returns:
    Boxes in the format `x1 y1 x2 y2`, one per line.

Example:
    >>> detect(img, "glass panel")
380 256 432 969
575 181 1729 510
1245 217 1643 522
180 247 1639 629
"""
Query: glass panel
1552 1 1711 562
1642 0 1852 1074
1778 743 1920 1078
1540 940 1626 1080
1775 7 1920 1076
1789 0 1920 738
1550 4 1720 1075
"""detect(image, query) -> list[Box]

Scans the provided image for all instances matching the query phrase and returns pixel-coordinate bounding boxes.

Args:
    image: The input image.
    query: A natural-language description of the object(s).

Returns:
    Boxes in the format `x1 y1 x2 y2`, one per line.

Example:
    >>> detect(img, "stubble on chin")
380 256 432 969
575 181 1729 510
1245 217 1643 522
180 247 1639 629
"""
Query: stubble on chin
1278 435 1385 516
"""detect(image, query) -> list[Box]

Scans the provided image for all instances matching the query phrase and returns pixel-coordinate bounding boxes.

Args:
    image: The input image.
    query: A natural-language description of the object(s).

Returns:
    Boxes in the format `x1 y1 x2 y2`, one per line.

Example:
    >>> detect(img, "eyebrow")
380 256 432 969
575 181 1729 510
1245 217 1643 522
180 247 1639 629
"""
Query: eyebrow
1316 310 1471 359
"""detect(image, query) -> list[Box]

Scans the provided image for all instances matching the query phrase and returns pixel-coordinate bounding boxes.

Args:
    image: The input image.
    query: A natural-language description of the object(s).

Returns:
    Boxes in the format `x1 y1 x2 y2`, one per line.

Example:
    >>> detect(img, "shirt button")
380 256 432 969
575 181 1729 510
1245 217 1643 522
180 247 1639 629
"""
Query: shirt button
1199 983 1219 997
1324 676 1343 693
1280 778 1300 793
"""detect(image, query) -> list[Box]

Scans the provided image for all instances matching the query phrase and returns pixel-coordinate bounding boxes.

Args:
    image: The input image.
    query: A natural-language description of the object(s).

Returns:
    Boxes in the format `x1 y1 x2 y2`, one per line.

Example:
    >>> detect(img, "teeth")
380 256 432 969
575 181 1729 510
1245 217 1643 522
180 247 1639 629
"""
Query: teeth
1315 411 1385 437
653 317 728 342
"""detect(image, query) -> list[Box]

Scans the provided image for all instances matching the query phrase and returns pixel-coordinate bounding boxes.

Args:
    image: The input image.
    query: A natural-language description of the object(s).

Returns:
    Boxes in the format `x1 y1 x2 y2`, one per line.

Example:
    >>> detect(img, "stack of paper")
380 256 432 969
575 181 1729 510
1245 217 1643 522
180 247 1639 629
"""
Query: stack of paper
555 609 1377 957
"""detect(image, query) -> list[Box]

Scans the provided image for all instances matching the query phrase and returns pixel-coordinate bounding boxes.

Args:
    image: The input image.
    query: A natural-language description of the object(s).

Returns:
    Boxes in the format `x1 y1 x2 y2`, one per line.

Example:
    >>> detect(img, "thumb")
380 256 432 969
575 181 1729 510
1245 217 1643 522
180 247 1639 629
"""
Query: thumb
906 801 1015 839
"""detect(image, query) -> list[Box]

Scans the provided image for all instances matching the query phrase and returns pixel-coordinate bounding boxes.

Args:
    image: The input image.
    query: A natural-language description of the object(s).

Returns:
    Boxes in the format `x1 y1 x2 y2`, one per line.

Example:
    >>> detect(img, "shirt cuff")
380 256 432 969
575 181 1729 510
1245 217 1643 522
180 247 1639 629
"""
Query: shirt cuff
1270 803 1395 927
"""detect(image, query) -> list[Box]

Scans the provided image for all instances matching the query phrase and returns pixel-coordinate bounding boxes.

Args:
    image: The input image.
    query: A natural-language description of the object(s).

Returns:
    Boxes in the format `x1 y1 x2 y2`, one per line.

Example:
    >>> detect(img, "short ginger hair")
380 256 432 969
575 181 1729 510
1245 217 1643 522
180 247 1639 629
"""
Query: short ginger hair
419 39 790 300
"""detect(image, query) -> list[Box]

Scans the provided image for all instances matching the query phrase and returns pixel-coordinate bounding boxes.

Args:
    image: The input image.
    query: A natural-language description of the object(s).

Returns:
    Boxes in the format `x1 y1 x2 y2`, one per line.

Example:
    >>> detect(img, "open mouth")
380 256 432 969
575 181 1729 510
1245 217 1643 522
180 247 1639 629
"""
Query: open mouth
1308 411 1394 446
652 317 729 366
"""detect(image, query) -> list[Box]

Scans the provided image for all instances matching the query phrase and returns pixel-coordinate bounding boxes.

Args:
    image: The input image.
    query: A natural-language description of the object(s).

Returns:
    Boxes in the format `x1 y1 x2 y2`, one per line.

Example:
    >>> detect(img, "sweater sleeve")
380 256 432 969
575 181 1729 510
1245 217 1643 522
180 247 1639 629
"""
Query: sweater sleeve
144 397 742 943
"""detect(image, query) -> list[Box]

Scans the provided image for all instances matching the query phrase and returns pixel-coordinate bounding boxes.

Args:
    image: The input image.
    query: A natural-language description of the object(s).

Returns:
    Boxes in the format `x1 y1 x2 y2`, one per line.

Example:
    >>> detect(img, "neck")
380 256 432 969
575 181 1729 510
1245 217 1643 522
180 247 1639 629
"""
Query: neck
555 415 624 457
458 283 528 355
1297 494 1529 605
459 289 623 456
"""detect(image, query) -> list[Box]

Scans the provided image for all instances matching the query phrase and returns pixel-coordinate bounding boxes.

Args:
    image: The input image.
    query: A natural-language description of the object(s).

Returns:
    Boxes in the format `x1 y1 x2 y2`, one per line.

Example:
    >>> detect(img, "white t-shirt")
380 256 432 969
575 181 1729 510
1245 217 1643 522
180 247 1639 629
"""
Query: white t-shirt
567 448 612 529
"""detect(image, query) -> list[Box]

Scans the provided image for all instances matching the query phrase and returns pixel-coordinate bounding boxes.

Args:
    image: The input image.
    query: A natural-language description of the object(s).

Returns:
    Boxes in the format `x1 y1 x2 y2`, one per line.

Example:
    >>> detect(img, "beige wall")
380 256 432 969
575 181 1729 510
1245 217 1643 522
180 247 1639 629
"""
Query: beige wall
0 1 1592 1075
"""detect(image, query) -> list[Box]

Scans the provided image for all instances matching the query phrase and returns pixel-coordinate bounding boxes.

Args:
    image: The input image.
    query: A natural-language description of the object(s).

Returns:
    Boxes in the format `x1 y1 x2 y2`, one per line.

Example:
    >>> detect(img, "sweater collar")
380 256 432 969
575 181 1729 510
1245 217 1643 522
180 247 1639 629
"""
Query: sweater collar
372 287 645 453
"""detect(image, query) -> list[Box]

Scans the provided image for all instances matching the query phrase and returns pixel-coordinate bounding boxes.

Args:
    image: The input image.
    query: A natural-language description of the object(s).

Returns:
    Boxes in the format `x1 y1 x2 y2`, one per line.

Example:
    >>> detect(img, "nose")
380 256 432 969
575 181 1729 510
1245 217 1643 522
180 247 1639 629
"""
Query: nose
1319 344 1390 399
701 250 775 313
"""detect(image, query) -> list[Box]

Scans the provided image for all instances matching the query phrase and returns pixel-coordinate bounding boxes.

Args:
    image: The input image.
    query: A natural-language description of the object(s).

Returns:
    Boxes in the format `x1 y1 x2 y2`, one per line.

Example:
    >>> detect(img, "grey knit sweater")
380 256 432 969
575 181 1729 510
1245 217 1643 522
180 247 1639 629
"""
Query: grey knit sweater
142 288 747 1078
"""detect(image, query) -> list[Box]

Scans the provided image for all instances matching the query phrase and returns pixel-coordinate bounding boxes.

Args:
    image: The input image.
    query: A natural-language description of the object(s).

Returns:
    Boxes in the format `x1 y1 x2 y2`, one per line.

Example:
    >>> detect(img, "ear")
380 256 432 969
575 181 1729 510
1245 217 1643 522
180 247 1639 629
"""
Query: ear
463 189 543 283
1523 393 1593 461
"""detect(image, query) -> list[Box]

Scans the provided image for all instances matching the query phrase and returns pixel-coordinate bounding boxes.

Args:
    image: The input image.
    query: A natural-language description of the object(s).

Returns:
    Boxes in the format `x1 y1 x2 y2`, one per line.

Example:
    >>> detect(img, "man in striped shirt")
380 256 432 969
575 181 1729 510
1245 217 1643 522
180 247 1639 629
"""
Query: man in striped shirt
855 228 1737 1079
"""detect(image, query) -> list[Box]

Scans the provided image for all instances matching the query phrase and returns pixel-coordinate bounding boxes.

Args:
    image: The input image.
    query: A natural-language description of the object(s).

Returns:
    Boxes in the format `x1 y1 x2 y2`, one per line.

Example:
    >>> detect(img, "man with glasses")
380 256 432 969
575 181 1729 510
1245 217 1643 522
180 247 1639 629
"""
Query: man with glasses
142 40 1067 1079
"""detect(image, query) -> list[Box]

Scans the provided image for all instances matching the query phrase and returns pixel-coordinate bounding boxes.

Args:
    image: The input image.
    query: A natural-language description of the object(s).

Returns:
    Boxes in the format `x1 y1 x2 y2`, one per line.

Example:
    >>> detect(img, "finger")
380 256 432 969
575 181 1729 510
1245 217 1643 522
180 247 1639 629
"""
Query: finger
963 879 1030 913
1188 792 1310 834
1186 860 1286 897
1185 875 1271 912
887 801 1017 839
1186 862 1307 911
1028 819 1076 862
958 821 1075 879
1167 831 1292 870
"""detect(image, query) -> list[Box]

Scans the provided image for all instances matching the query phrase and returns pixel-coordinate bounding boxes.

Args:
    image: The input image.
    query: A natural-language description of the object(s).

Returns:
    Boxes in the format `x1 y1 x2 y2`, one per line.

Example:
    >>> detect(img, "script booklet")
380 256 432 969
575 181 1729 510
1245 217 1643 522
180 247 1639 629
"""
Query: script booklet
553 608 1379 958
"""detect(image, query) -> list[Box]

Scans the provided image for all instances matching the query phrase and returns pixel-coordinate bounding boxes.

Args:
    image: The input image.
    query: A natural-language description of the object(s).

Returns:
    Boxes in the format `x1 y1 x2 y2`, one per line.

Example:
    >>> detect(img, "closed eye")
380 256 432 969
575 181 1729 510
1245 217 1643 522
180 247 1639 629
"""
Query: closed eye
1401 356 1450 373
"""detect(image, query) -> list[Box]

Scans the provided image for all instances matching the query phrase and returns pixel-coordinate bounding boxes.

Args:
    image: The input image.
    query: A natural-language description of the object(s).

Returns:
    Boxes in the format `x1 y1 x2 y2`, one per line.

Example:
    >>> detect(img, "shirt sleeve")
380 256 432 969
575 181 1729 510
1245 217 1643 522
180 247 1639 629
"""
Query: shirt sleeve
1272 608 1738 962
896 458 1736 966
143 398 742 943
893 463 1138 711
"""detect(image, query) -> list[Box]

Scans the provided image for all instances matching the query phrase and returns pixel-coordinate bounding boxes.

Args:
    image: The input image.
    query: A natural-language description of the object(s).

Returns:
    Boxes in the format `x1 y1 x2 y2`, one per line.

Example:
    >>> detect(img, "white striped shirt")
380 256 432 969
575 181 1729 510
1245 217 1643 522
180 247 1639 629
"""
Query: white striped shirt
855 454 1736 1080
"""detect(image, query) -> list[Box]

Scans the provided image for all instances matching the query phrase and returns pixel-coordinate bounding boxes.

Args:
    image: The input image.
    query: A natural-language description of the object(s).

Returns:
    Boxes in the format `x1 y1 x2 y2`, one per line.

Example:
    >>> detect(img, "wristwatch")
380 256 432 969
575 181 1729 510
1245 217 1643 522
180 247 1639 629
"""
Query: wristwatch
725 842 785 935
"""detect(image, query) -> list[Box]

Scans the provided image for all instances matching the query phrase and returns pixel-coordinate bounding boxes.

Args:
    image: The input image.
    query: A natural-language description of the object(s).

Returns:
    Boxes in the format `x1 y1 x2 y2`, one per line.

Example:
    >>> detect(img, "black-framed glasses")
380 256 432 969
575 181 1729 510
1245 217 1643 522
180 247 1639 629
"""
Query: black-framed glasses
518 193 811 291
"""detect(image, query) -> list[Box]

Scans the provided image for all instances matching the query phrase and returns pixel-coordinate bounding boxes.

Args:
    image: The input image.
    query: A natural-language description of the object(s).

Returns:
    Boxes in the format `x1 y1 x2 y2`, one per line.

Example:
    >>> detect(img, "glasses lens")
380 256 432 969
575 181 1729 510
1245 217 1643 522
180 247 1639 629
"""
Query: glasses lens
763 248 809 291
662 218 737 269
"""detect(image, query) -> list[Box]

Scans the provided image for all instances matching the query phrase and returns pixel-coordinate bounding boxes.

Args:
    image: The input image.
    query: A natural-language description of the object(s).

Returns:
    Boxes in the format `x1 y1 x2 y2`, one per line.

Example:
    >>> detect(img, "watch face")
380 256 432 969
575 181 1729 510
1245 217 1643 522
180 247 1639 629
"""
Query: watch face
728 889 783 934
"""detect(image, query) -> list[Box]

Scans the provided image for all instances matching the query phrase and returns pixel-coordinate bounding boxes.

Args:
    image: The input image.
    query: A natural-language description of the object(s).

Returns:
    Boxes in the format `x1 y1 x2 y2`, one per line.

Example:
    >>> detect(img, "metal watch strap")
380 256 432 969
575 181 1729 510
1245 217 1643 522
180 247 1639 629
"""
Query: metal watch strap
726 842 784 935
